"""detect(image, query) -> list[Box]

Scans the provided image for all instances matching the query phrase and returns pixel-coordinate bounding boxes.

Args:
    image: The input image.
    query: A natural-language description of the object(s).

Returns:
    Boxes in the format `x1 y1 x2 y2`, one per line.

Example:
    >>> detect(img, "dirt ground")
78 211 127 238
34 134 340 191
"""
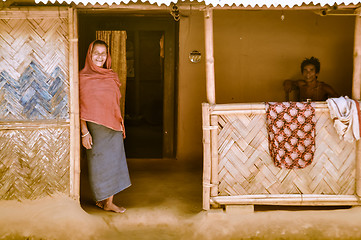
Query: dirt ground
2 158 361 240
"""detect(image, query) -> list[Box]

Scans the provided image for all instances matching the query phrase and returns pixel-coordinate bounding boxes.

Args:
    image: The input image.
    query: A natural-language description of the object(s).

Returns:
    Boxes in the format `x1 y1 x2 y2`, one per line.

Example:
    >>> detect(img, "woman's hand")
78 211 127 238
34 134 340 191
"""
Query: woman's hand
82 132 93 149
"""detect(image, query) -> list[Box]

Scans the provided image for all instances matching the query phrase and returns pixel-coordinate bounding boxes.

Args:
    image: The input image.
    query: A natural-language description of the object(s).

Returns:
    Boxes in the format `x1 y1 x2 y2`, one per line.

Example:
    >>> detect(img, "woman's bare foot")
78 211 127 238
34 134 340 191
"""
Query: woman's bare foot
103 202 126 213
96 195 126 213
95 201 104 209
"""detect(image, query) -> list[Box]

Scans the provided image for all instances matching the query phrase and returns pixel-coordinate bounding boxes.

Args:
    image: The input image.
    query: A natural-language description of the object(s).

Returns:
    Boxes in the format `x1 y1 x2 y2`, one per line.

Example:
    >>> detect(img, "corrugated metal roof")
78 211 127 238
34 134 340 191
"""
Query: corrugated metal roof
34 0 361 7
36 0 175 5
204 0 360 7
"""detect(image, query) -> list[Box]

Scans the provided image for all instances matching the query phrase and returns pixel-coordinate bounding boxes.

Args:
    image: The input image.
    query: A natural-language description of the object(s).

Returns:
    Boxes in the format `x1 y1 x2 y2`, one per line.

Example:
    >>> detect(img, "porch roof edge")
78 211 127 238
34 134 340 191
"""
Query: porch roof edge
30 0 361 9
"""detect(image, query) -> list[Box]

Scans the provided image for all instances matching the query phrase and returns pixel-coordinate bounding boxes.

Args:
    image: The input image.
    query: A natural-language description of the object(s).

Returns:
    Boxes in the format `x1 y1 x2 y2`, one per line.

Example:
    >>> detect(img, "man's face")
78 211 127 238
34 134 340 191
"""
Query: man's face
302 64 318 82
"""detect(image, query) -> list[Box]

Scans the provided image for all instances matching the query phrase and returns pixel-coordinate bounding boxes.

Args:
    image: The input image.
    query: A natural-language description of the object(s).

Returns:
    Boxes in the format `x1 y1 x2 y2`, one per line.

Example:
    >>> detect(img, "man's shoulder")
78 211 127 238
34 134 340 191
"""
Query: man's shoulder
296 80 307 86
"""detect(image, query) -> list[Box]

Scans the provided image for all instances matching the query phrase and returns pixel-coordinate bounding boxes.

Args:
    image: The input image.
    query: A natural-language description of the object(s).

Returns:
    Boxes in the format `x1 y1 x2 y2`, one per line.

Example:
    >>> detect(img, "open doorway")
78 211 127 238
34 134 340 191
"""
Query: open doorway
78 12 178 204
124 30 165 158
78 13 178 159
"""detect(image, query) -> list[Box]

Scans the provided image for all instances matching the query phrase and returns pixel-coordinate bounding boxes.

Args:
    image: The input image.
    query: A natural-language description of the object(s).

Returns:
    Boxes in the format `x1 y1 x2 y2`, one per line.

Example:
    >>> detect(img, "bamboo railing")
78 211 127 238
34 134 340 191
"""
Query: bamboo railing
202 102 360 209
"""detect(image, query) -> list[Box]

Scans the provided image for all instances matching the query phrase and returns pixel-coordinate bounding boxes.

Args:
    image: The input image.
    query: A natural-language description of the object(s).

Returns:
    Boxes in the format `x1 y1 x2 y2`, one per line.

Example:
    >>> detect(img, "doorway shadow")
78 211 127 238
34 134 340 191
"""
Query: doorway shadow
80 158 203 215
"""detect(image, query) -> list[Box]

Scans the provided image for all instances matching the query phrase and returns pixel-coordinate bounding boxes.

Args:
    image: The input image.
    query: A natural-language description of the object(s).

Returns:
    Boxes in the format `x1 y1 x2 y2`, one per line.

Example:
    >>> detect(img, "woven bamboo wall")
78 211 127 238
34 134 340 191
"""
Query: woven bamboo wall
0 9 70 200
215 103 356 196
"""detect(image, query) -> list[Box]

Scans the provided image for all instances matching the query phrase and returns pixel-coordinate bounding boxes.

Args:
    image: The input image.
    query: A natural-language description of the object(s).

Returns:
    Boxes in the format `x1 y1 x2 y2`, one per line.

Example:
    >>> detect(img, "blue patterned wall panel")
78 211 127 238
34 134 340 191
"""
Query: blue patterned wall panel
0 16 69 121
0 60 69 120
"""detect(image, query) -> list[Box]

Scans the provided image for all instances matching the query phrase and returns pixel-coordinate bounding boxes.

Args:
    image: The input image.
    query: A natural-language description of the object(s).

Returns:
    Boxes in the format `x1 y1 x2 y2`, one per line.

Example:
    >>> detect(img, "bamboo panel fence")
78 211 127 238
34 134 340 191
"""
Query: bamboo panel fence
0 8 72 200
202 102 359 210
0 123 70 200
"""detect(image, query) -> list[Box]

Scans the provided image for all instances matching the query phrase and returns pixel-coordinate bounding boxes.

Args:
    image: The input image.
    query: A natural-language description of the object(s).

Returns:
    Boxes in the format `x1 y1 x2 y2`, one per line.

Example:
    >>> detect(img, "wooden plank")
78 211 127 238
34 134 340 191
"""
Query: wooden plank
68 7 80 200
73 7 80 200
211 102 330 115
73 8 81 201
355 138 361 197
0 120 69 130
0 7 68 19
119 31 127 118
352 9 361 100
211 194 360 206
353 9 361 198
211 114 219 197
202 103 211 210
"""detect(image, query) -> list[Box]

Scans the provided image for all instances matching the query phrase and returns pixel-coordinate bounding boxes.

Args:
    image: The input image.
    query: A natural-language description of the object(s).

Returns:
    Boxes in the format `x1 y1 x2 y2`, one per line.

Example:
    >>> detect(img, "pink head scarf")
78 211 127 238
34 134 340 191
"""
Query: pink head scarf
79 40 125 132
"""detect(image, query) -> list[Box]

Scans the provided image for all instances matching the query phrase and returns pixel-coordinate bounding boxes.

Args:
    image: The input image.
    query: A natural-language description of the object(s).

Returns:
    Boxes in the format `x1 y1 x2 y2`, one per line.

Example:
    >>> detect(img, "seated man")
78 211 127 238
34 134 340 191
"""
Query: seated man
284 57 339 101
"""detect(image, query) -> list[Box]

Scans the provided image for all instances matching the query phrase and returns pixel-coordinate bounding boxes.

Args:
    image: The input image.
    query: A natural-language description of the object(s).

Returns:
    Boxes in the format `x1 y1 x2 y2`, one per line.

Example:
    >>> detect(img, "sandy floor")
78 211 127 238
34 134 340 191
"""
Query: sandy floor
2 158 361 240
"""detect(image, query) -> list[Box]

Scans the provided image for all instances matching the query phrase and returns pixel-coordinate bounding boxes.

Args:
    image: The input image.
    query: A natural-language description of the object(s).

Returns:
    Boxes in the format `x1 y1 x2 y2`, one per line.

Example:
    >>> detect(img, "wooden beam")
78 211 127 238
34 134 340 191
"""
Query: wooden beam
75 3 360 12
69 7 80 200
353 8 361 198
0 7 68 18
209 102 330 115
202 103 211 210
210 114 218 197
353 9 361 100
211 194 360 206
204 7 216 105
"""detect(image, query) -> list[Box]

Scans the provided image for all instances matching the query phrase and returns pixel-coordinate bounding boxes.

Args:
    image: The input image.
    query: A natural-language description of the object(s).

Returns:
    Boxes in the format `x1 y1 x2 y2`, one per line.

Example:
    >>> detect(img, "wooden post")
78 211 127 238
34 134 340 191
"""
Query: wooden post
204 7 216 105
202 103 211 210
120 31 127 118
69 7 80 200
210 114 219 197
353 8 361 198
353 9 361 100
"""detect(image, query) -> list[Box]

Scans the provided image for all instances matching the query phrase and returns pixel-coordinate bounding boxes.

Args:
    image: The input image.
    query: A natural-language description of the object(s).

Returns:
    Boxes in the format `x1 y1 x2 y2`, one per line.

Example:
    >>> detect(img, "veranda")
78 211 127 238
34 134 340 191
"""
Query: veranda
201 4 361 210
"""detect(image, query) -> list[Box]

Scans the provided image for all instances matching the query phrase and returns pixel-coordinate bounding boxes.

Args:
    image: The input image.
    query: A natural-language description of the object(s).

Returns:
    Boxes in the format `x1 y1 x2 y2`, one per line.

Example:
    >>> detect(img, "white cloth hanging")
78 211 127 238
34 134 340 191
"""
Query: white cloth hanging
326 96 360 142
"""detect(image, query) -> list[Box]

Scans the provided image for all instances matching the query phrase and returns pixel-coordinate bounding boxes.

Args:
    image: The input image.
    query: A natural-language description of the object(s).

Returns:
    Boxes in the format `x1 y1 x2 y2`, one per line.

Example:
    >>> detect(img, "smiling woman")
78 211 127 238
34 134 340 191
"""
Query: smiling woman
91 43 107 67
79 40 131 213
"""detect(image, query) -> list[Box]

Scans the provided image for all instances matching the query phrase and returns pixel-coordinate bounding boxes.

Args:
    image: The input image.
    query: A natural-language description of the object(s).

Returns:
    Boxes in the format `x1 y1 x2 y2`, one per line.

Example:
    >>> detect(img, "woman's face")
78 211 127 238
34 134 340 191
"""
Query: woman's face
91 44 107 67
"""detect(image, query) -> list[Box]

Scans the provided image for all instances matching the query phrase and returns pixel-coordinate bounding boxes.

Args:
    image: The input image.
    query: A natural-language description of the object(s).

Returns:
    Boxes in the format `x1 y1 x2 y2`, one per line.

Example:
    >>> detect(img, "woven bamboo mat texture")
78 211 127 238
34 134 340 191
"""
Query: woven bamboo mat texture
0 11 70 200
0 127 70 200
217 110 356 196
0 16 69 120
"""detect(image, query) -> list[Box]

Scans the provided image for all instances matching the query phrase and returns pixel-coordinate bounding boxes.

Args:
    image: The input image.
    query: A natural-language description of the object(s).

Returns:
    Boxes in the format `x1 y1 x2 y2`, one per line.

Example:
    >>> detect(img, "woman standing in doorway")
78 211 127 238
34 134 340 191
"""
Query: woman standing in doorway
80 40 131 213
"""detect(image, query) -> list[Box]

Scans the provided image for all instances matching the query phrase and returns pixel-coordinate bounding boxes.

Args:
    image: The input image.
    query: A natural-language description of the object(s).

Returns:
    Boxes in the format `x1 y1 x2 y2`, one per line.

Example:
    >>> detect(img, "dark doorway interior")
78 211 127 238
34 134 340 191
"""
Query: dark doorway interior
124 31 164 158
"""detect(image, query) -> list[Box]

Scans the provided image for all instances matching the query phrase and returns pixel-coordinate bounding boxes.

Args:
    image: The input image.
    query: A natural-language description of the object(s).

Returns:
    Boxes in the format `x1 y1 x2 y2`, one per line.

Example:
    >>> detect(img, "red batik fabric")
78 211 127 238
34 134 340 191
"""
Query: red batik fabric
266 102 316 169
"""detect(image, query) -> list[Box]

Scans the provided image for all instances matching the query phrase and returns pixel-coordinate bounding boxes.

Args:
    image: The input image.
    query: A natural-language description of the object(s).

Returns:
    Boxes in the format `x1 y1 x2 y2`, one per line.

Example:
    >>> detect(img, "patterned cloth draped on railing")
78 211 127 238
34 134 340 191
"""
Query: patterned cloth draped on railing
266 102 316 169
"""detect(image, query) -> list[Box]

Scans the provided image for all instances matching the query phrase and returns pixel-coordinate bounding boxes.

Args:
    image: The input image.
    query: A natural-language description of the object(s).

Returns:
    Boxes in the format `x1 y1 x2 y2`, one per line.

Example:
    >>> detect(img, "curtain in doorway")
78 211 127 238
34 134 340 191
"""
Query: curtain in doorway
96 31 127 118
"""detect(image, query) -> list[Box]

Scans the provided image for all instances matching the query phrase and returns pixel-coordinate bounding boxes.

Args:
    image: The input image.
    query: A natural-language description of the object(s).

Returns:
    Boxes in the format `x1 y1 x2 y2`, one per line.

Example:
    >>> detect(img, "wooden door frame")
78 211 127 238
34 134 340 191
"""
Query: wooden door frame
77 13 177 158
69 7 80 200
